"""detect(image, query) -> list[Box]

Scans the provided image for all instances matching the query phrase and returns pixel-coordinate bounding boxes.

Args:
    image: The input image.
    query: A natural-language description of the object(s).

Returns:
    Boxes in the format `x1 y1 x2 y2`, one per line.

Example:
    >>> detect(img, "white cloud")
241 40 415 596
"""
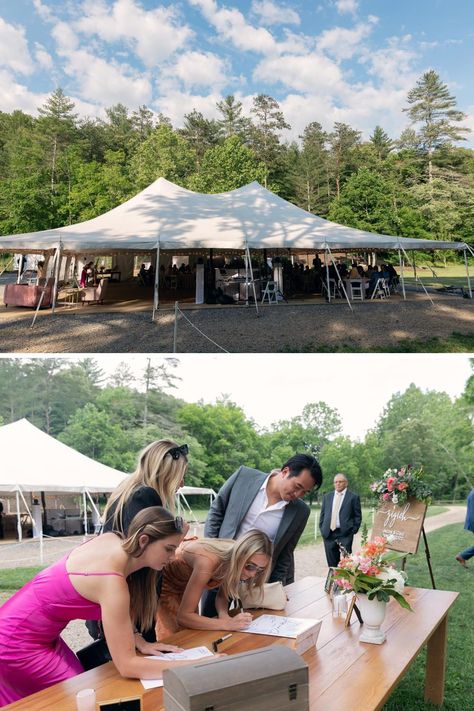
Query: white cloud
32 0 55 22
335 0 359 15
360 36 418 90
0 18 34 75
0 69 47 113
251 1 300 26
169 51 228 90
188 0 277 54
34 43 54 70
75 0 193 66
254 52 342 94
154 89 222 127
316 18 377 61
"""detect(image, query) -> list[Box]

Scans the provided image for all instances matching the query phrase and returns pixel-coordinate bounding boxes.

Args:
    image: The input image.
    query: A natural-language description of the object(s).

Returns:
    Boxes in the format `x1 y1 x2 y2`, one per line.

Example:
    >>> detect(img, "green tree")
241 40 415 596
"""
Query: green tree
130 124 195 190
189 135 266 193
250 94 290 189
179 110 220 169
369 126 394 161
216 95 250 140
177 398 261 488
328 122 362 198
404 70 470 183
292 122 330 214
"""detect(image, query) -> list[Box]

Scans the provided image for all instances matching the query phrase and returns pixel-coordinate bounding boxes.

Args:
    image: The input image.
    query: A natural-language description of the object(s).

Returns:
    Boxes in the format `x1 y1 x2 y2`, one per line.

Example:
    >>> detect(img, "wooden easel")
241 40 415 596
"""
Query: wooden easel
401 524 436 589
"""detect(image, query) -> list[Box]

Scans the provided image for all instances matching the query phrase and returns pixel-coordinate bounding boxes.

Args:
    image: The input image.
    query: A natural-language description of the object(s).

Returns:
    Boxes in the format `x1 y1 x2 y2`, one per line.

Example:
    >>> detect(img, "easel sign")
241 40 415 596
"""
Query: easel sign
371 497 427 554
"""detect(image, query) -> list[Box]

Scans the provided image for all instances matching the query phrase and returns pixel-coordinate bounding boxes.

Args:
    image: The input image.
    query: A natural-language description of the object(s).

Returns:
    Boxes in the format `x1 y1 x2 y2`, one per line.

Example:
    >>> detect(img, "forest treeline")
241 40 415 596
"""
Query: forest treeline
0 357 472 501
0 70 472 252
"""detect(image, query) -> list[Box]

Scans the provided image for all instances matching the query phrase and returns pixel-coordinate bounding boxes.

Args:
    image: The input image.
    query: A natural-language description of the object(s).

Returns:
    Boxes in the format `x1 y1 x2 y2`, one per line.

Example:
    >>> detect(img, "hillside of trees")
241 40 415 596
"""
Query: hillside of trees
0 70 472 253
0 357 472 501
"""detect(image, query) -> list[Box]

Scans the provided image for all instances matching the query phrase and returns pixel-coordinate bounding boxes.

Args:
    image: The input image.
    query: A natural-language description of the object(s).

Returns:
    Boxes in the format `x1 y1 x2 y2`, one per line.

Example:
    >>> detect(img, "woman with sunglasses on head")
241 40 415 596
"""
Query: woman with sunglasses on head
103 440 189 533
86 440 189 646
0 507 218 707
156 529 272 639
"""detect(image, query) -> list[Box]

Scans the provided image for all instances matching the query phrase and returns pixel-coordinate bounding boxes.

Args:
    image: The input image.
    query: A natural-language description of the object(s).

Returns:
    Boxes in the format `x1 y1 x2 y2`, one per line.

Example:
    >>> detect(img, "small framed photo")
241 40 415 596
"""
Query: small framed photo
344 595 357 627
324 567 335 594
97 697 142 711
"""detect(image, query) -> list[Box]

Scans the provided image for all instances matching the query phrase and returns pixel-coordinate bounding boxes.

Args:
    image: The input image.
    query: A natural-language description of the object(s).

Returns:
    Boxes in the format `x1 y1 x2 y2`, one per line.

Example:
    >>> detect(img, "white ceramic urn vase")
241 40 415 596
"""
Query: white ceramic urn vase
357 594 387 644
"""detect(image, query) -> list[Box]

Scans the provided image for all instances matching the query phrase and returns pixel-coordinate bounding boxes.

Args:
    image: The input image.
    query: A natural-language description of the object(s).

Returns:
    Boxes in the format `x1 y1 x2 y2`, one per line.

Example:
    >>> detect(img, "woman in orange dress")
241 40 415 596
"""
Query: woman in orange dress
156 530 272 639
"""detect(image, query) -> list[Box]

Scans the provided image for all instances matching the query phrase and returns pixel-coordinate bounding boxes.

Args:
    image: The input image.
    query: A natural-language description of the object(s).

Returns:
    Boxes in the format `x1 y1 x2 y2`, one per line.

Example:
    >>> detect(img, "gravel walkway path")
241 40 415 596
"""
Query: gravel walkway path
0 506 466 653
0 297 472 352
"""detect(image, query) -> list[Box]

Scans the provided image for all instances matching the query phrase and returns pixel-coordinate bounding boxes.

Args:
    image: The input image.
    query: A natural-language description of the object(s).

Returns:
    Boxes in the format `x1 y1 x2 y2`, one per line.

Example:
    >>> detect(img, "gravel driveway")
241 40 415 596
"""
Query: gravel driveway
0 296 473 352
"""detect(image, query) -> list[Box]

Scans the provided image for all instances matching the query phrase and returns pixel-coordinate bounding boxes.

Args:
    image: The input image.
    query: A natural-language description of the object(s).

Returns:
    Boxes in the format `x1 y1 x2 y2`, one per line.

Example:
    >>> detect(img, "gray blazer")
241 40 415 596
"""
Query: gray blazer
205 466 310 584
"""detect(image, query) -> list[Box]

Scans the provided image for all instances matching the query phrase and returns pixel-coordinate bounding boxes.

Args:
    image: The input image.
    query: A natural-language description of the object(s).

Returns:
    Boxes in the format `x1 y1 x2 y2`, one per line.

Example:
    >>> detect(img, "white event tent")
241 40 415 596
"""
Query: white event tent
0 178 472 312
0 419 215 548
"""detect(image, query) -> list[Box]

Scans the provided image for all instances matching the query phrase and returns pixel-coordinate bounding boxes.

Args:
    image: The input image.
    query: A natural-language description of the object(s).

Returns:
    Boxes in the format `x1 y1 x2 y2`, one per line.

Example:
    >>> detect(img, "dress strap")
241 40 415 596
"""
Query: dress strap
67 571 125 578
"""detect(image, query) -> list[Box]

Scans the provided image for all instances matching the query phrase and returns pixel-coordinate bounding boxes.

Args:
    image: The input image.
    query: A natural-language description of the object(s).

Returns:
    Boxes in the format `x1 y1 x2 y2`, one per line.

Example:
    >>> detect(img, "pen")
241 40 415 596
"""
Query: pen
211 633 232 653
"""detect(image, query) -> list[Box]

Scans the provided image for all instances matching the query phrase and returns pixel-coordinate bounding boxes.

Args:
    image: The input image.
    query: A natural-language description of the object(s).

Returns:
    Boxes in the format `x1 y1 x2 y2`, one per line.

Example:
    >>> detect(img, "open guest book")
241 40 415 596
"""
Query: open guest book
241 615 322 655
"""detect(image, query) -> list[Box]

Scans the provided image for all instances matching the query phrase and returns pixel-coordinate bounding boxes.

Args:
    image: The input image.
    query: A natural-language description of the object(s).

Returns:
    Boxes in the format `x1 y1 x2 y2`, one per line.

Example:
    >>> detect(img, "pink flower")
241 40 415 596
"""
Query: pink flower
398 482 408 491
383 493 391 501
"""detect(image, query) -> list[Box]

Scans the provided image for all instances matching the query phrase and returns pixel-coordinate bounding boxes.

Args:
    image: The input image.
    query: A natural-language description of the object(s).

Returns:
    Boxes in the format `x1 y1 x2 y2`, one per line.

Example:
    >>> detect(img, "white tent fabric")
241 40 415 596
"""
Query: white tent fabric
0 178 467 254
0 419 127 494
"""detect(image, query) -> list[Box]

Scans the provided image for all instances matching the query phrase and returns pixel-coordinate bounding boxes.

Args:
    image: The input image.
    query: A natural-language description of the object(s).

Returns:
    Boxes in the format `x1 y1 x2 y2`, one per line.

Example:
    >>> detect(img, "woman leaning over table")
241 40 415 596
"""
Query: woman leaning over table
156 529 272 639
0 507 222 707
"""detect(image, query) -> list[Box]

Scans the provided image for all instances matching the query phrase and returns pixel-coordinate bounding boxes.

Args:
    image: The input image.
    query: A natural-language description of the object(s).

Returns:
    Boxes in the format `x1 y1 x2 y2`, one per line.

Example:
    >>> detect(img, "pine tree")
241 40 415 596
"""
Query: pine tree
250 94 290 188
37 88 78 199
403 70 470 182
216 95 250 140
370 125 394 160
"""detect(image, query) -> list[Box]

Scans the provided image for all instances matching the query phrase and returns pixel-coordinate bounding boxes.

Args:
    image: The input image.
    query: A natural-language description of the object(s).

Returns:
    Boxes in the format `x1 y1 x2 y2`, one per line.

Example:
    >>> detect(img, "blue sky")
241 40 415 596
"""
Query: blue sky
0 0 472 144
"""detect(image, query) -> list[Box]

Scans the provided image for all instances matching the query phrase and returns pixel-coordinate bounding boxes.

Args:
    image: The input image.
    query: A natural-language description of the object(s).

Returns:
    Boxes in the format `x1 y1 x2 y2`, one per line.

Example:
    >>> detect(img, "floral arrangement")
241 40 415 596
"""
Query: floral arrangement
370 466 432 506
333 537 412 610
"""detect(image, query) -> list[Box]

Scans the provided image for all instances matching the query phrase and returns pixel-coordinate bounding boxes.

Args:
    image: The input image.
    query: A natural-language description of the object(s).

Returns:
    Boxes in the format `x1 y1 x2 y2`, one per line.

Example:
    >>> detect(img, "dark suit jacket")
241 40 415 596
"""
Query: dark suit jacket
465 489 474 533
205 466 310 585
319 489 362 539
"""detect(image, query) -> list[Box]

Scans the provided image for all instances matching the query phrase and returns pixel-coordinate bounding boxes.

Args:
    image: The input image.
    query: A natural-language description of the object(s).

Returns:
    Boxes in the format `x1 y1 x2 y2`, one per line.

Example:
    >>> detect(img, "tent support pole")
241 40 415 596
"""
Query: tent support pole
82 491 88 540
51 242 61 313
463 248 472 299
16 490 22 542
400 246 434 306
152 243 160 321
0 255 14 279
326 245 353 311
412 251 417 284
324 249 331 303
31 247 59 328
398 248 406 300
245 243 259 315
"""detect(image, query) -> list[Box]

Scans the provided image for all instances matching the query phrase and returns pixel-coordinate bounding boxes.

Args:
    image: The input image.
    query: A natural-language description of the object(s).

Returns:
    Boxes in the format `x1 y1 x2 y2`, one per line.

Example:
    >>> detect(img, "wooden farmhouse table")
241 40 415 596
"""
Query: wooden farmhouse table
4 576 458 711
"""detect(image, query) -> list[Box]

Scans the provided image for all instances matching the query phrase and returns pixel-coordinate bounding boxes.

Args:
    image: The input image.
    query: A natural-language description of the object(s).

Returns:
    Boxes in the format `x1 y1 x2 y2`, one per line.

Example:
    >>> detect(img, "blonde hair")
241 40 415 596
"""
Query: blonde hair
122 506 182 632
104 439 188 531
191 530 273 601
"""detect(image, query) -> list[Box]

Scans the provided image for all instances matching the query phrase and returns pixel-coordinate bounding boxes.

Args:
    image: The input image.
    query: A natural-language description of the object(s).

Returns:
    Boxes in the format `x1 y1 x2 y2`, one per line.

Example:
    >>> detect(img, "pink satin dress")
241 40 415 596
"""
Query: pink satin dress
0 554 122 707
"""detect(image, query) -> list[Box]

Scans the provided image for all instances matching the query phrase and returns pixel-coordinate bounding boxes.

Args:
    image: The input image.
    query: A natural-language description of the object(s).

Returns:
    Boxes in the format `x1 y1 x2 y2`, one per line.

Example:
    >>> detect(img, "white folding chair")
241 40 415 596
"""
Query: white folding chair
261 280 278 304
349 279 364 301
370 278 387 300
322 278 337 300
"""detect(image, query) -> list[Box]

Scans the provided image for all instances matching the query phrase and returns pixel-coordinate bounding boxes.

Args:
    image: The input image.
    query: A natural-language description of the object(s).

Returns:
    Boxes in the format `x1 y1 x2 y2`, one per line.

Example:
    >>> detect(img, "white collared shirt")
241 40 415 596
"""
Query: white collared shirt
236 474 287 541
331 488 347 529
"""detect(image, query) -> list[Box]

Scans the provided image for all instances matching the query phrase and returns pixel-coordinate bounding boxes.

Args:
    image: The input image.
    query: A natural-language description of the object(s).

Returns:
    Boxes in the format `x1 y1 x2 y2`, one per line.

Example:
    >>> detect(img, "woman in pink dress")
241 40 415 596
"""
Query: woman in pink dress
156 530 273 639
0 506 198 707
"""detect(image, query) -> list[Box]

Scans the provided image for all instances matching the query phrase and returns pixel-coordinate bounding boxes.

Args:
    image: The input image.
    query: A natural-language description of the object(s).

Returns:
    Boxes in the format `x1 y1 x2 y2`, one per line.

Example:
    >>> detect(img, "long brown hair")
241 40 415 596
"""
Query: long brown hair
104 439 188 532
122 506 182 632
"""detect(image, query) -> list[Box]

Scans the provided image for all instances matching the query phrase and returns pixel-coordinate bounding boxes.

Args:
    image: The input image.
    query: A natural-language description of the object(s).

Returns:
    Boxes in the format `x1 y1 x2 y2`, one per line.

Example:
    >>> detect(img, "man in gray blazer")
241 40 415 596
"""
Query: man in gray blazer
319 473 362 567
202 453 323 617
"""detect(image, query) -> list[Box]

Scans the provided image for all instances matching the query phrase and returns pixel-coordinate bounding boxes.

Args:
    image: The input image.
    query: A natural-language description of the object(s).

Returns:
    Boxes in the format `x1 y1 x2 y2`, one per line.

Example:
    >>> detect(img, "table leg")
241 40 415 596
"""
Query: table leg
424 614 447 704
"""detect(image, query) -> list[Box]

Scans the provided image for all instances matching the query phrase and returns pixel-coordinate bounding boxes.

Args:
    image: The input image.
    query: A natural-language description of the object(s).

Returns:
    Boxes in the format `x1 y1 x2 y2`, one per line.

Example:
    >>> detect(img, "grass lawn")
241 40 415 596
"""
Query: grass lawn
285 333 474 353
0 566 44 591
383 523 474 710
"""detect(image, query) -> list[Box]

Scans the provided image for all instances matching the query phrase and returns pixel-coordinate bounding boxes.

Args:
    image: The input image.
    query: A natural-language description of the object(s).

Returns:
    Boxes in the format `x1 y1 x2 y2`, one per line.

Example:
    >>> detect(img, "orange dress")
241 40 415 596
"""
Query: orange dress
155 539 221 640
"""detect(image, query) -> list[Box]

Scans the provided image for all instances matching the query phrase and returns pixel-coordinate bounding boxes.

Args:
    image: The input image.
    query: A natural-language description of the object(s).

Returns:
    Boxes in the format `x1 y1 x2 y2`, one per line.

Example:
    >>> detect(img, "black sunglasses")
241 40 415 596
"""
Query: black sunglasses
168 444 189 460
174 516 184 532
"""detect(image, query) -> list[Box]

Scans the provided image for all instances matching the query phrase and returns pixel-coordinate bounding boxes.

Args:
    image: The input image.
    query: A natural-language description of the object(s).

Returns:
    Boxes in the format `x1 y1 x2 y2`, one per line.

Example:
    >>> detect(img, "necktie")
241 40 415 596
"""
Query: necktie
330 493 342 531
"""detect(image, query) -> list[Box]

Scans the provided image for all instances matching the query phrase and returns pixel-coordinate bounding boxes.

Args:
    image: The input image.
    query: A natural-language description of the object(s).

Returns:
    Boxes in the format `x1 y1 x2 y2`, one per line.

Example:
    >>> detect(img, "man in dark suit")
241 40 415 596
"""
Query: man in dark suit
202 453 323 616
456 488 474 567
319 473 361 567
